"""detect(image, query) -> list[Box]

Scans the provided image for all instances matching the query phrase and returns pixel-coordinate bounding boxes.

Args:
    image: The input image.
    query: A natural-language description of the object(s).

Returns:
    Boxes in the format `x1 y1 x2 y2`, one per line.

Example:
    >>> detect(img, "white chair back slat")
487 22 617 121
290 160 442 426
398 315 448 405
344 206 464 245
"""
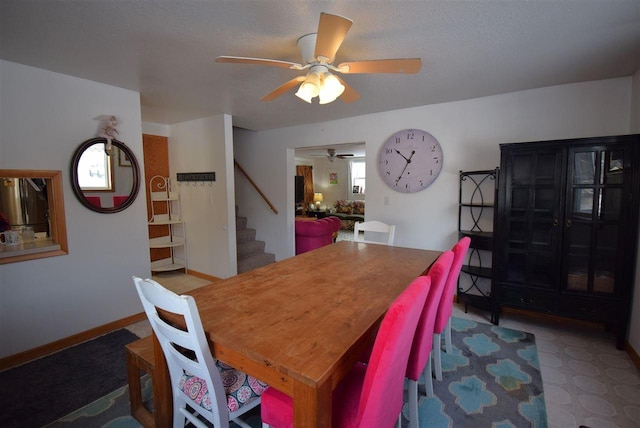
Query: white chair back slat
354 220 396 245
133 276 230 428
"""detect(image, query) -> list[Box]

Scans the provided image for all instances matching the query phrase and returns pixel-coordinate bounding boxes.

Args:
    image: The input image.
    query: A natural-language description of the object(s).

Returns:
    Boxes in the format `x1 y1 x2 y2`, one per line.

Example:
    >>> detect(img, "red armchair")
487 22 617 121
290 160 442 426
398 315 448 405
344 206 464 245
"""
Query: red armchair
295 216 342 255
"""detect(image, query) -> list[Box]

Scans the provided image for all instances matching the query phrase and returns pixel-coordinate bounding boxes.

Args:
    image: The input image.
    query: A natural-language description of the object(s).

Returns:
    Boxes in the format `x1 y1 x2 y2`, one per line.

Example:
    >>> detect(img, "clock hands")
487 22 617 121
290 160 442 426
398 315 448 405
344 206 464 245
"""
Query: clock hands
395 150 415 183
394 149 410 161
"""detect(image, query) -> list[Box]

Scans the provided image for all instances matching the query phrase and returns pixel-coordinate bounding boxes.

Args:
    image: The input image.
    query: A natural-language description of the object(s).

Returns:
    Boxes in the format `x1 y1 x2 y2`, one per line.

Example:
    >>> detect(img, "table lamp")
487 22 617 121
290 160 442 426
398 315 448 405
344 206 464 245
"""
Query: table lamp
313 193 323 211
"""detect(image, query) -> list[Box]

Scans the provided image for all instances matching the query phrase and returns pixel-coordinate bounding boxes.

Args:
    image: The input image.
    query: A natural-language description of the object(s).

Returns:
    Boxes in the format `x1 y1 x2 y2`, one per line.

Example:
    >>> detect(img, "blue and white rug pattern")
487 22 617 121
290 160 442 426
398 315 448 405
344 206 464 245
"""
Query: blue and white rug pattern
49 317 547 428
401 317 547 427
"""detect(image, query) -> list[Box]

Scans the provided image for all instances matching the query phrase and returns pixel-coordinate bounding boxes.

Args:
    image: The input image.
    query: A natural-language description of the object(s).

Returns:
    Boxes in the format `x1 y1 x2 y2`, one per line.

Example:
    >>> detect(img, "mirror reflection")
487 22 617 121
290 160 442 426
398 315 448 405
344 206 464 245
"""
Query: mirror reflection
71 138 140 213
0 177 50 238
0 169 68 264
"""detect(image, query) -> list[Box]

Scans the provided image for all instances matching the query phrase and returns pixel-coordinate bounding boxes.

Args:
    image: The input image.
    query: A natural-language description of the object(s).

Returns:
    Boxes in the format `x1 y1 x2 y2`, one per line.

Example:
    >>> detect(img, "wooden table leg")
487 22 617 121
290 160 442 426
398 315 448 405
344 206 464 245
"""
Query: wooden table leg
293 380 332 427
152 333 173 428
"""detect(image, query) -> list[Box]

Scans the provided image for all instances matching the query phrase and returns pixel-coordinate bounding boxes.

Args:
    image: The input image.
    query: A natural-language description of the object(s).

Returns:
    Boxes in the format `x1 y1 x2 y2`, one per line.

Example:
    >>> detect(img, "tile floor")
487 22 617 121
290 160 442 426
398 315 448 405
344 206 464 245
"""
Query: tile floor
131 273 640 428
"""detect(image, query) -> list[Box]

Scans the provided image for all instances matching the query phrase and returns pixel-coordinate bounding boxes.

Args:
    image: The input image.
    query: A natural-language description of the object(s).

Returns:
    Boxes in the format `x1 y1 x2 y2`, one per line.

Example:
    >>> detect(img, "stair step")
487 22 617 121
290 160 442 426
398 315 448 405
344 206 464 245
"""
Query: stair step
236 228 256 244
237 252 275 274
236 216 247 230
237 240 265 258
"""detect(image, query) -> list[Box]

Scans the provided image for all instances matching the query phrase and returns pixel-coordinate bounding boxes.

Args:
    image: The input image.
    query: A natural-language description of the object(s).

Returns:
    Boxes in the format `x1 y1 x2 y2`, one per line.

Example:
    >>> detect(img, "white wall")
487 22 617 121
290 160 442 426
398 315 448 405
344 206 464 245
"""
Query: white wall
142 121 170 137
235 77 632 257
169 115 236 279
312 156 352 209
234 76 636 349
0 60 150 357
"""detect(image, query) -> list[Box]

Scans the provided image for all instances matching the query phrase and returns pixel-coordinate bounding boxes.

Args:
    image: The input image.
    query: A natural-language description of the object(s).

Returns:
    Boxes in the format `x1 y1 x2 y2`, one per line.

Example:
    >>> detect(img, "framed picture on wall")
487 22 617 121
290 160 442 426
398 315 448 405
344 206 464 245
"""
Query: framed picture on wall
118 147 132 167
329 172 338 184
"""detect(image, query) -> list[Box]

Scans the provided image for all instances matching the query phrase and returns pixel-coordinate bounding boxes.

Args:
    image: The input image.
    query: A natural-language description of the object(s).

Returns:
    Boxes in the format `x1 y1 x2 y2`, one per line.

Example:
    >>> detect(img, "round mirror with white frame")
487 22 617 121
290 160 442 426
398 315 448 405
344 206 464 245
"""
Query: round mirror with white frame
71 138 140 213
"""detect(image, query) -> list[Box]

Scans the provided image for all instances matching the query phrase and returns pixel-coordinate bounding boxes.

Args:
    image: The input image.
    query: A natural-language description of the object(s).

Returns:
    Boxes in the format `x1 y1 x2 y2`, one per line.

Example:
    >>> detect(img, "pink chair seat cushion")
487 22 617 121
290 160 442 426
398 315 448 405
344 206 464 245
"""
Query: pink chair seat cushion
433 237 470 334
179 360 267 413
295 216 342 255
261 362 366 428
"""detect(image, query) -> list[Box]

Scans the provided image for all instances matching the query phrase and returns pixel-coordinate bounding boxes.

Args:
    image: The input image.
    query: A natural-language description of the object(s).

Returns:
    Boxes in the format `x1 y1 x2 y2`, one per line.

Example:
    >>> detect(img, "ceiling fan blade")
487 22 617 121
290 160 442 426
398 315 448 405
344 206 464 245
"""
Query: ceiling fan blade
216 56 302 70
337 58 422 74
261 76 306 101
314 13 353 63
335 76 360 103
337 154 354 158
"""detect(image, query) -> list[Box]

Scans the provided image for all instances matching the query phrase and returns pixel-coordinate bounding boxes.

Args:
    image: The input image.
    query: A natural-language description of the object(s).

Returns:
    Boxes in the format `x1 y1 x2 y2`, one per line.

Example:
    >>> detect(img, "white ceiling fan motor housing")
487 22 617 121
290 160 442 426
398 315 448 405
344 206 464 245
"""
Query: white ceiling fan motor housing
297 33 318 65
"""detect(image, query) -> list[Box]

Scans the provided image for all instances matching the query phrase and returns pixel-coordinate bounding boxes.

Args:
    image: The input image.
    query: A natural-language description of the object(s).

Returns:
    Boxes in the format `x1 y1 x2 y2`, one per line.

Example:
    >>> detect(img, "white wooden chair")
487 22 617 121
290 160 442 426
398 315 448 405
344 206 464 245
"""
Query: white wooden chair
132 276 266 428
354 220 396 245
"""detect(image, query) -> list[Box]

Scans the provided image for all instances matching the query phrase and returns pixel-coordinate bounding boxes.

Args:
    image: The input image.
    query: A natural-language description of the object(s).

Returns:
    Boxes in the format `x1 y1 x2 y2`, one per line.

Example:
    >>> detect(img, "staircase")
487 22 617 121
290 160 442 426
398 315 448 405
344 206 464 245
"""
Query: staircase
236 209 275 274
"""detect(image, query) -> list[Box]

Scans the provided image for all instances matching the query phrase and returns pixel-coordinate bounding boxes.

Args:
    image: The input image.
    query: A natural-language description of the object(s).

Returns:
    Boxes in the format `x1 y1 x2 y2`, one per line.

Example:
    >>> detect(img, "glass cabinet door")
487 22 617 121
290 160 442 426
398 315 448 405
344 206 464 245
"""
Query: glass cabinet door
502 149 564 289
563 146 627 295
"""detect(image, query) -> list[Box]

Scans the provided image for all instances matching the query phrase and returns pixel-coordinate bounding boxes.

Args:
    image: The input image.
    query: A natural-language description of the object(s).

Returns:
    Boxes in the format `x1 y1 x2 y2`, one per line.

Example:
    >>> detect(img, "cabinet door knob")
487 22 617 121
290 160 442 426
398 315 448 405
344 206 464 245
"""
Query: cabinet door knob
553 219 559 227
566 219 572 227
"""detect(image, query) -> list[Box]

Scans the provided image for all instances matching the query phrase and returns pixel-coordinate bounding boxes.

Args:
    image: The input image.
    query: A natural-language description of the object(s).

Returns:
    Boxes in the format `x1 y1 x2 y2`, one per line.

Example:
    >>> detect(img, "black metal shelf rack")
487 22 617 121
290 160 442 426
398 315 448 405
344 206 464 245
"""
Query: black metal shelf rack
458 169 498 321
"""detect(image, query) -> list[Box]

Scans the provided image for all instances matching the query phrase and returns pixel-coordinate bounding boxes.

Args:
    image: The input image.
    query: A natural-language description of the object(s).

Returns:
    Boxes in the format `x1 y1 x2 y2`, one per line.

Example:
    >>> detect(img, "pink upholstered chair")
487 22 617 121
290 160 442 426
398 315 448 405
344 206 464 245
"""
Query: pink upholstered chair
113 195 128 207
294 216 342 255
406 251 454 428
85 196 101 208
261 275 431 428
432 237 470 381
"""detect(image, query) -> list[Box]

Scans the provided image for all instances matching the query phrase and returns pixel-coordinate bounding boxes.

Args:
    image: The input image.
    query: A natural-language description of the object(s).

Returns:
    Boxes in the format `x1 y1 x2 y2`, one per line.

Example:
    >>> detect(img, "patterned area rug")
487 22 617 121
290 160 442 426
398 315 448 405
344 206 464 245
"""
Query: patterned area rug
402 317 547 427
48 318 546 427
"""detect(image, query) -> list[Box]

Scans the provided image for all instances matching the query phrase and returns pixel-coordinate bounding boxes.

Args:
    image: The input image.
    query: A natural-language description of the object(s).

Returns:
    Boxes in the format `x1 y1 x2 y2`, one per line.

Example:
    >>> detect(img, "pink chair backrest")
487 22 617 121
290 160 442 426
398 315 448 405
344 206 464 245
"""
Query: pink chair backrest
434 237 471 334
406 250 454 381
113 195 129 207
357 275 431 427
85 196 101 208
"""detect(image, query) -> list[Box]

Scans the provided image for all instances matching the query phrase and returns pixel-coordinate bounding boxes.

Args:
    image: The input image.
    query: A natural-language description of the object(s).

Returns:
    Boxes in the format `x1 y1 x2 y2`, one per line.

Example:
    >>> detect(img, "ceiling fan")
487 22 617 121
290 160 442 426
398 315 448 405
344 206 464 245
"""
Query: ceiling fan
312 148 354 162
215 12 421 104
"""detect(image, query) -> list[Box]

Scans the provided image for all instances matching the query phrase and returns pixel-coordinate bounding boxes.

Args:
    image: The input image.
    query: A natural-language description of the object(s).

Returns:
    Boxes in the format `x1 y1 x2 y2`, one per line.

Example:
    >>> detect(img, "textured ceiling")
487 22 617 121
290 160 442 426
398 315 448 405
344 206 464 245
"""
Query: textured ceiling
1 1 638 131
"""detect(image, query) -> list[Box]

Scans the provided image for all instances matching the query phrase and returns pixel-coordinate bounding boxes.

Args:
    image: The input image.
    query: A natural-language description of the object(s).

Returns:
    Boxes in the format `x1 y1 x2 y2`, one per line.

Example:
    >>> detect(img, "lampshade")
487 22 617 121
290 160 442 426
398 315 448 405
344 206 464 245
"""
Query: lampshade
295 72 321 103
296 69 345 105
313 193 323 203
319 74 345 104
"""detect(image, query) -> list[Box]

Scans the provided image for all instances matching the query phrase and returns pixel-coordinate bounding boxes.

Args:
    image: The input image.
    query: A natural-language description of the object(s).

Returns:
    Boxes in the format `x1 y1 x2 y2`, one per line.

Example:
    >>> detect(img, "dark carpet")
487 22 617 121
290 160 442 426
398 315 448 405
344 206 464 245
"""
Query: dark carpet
0 329 139 428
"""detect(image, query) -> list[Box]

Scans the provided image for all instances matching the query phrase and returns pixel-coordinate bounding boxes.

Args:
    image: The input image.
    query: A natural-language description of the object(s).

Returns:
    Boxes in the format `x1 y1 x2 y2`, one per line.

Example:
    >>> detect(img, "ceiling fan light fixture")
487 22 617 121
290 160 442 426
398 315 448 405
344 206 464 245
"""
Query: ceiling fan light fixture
295 71 321 103
319 73 345 104
295 85 314 103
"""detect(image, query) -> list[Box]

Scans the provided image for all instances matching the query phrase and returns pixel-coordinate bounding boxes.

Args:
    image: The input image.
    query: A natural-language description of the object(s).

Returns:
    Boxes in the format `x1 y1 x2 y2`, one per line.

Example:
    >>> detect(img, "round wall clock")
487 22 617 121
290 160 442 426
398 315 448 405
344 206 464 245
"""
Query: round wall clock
378 129 443 193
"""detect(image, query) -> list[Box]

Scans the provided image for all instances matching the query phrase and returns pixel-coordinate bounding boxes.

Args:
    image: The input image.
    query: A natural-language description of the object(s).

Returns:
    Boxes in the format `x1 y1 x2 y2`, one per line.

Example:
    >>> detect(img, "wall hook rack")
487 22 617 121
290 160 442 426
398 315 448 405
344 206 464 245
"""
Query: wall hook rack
176 172 215 187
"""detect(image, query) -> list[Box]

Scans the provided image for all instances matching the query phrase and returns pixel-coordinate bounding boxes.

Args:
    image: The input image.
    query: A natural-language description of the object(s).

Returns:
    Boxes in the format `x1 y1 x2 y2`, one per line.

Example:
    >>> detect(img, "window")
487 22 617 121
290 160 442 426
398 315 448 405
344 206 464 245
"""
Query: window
77 143 114 191
350 160 365 198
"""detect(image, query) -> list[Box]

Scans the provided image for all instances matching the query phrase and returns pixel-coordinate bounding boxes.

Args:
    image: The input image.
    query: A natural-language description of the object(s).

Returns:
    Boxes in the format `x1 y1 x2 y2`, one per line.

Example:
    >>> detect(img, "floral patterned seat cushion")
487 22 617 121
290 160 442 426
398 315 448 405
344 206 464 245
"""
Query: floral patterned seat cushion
179 360 268 412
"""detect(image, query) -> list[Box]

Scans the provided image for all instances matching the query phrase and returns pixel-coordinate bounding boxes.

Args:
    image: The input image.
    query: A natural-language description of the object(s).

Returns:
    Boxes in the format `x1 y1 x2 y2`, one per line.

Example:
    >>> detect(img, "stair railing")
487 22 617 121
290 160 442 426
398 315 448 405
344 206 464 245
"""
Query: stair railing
234 160 279 215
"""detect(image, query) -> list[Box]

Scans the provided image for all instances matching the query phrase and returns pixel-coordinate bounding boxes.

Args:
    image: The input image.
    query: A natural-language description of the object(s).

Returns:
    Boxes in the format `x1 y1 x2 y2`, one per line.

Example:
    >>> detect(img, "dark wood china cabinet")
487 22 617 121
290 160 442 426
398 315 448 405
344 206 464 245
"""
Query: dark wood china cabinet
493 134 640 349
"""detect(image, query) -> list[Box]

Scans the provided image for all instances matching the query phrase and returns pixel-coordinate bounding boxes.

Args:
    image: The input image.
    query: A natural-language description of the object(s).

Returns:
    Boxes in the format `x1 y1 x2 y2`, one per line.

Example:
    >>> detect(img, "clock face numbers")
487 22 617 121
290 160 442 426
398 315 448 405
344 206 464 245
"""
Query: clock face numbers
378 129 443 193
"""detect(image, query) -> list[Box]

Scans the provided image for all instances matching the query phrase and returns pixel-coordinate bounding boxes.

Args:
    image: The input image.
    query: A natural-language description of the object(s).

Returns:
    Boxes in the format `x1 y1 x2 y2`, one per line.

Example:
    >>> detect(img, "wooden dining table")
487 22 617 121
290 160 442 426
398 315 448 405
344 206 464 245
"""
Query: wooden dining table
152 240 441 428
